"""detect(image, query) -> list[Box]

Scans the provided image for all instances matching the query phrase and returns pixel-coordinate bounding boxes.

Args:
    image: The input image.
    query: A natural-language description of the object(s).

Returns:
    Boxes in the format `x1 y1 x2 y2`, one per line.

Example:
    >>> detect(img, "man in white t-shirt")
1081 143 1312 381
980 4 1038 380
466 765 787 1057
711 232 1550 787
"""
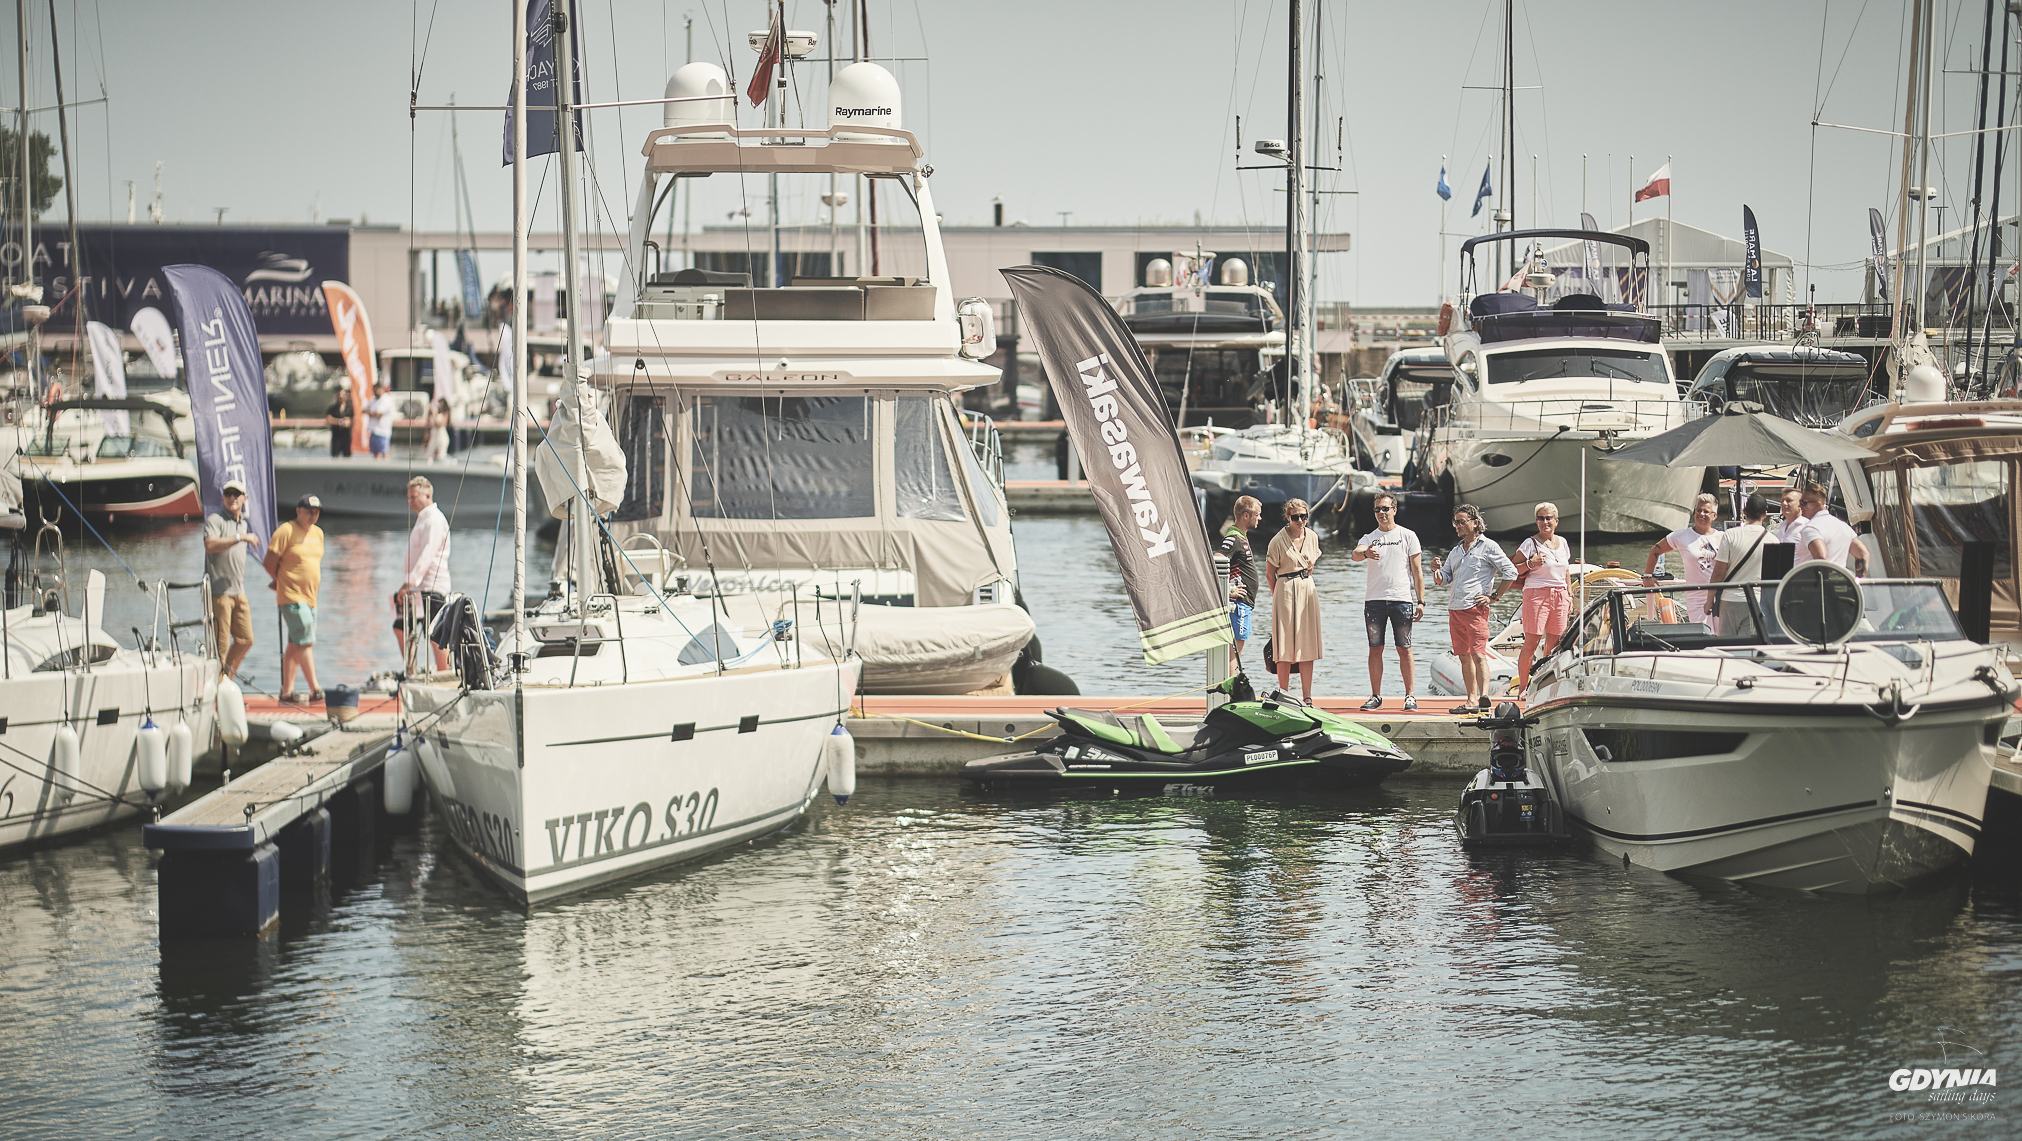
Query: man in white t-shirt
1643 493 1722 624
1349 492 1425 711
1799 482 1869 576
1777 487 1821 555
1711 494 1774 634
364 380 396 459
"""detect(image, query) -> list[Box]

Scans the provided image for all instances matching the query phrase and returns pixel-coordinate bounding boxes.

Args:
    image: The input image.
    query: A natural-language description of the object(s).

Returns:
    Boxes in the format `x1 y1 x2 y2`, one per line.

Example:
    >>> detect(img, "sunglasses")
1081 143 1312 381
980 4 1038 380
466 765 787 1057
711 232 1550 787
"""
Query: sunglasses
1536 515 1557 521
1286 513 1309 521
1373 505 1395 513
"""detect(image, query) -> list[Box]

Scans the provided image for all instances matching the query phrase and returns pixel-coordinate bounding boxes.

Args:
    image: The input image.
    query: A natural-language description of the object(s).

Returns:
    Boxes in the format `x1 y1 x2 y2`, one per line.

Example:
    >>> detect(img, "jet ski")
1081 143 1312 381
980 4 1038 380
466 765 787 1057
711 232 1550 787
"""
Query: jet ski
1454 702 1568 846
960 674 1412 792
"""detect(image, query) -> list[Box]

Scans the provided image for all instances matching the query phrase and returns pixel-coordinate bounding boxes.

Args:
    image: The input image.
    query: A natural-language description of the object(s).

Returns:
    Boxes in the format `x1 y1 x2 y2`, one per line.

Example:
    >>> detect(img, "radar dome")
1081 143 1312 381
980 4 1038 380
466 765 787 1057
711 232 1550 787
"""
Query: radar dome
829 62 902 139
1905 363 1947 403
665 63 732 134
1144 259 1173 287
1220 258 1249 286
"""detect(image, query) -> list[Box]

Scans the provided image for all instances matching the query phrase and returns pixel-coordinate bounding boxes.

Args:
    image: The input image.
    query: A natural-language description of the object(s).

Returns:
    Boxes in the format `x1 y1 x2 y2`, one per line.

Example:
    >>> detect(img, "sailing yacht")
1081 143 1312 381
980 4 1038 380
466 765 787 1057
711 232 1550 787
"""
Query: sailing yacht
401 15 862 906
1411 228 1704 535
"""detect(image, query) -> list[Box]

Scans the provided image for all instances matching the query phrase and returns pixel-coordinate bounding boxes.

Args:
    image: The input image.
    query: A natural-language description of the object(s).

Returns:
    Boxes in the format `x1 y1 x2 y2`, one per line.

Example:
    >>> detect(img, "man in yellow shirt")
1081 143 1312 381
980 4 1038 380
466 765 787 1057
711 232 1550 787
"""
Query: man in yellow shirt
264 494 326 703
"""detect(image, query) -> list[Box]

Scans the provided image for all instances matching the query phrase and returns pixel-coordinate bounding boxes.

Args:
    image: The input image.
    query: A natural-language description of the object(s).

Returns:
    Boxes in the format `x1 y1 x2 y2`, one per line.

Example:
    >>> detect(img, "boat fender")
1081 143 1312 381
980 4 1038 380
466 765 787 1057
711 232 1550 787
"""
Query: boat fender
216 678 249 746
51 724 81 806
269 721 304 745
1436 301 1454 337
167 721 194 792
136 719 168 799
415 735 456 799
824 724 856 805
382 736 417 815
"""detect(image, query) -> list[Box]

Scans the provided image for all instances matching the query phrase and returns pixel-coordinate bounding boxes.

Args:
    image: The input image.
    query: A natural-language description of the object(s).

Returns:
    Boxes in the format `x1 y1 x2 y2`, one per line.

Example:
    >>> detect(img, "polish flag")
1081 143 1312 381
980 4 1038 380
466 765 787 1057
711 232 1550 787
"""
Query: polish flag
1635 163 1672 203
746 11 782 106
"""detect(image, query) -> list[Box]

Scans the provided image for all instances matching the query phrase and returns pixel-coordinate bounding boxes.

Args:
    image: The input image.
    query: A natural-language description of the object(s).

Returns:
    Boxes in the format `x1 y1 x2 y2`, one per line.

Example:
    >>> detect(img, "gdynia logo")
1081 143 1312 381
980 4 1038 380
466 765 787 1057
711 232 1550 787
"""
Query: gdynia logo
1888 1068 1996 1091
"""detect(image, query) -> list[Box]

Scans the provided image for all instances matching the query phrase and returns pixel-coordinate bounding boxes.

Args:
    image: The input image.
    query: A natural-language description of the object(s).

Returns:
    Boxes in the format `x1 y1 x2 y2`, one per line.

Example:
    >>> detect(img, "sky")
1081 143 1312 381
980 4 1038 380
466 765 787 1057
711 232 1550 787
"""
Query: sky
14 0 2006 307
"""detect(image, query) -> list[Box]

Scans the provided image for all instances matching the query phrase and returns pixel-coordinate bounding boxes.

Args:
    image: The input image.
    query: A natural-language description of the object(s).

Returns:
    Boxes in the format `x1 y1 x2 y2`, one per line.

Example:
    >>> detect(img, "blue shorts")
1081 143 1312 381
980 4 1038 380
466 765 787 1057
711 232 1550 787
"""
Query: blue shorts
369 433 391 456
1230 601 1253 641
1365 599 1415 648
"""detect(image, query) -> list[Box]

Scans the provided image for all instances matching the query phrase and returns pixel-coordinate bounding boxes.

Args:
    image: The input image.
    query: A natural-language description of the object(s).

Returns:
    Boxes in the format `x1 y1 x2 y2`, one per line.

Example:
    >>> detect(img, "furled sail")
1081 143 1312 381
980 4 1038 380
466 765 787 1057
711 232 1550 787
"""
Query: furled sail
1002 264 1230 664
535 374 628 518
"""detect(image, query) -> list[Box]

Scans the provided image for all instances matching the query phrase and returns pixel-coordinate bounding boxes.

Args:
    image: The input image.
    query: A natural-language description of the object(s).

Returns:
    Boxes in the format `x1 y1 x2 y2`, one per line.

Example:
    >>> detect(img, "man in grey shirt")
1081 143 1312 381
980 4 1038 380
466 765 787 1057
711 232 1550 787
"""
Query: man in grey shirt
203 478 261 678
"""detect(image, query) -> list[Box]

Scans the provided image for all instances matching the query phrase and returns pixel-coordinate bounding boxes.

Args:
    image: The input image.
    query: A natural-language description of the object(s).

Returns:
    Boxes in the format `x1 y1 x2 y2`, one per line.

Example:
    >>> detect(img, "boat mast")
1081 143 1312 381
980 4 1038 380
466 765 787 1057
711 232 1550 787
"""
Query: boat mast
1910 0 1935 398
15 0 31 322
1305 1 1321 424
510 0 529 664
554 0 595 609
1285 0 1304 428
45 0 77 345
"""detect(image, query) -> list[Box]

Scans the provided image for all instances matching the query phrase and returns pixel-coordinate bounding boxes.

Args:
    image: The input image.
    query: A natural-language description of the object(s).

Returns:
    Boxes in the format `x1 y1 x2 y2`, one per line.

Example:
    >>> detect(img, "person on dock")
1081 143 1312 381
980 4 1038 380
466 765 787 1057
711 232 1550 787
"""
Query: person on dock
426 397 452 462
324 389 354 458
202 478 260 680
1350 491 1423 712
1434 503 1517 715
1220 495 1262 676
1799 481 1869 577
1777 487 1820 554
1515 501 1572 690
1710 494 1773 634
392 476 451 673
1265 498 1323 703
1642 494 1720 626
264 495 325 703
365 381 395 459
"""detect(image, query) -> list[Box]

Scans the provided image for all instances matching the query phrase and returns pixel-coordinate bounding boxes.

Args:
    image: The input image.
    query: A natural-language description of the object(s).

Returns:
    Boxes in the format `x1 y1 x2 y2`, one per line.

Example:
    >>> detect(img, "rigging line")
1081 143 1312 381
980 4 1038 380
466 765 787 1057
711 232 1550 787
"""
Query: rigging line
1446 0 1497 159
1806 2 1830 307
1518 0 1552 226
410 0 444 111
1817 0 1873 115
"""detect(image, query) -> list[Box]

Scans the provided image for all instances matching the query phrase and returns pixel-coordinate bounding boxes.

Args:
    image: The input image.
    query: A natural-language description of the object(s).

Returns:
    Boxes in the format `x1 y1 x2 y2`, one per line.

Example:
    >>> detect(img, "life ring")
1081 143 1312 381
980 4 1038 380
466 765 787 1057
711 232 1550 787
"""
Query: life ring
1435 301 1454 337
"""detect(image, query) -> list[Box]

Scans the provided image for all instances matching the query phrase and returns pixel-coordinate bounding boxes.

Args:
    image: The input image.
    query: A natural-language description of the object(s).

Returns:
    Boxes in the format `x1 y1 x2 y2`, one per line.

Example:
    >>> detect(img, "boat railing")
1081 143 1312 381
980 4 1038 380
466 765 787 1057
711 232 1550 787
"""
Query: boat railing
151 574 215 666
959 409 1005 490
1421 397 1704 437
1651 301 1896 343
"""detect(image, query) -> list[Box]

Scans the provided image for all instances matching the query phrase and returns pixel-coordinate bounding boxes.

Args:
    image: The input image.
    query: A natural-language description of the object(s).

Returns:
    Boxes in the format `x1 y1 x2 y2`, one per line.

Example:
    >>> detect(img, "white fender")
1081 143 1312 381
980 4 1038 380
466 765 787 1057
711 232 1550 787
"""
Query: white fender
269 721 304 744
167 721 194 792
823 724 856 805
415 735 455 799
136 720 168 798
50 725 80 806
216 678 249 746
382 738 417 815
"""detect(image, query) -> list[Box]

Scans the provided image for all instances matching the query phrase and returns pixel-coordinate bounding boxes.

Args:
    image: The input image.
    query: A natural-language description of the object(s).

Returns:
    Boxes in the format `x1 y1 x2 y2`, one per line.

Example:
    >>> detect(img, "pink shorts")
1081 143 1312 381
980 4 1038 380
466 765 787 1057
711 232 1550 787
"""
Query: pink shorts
1521 587 1570 641
1449 602 1492 655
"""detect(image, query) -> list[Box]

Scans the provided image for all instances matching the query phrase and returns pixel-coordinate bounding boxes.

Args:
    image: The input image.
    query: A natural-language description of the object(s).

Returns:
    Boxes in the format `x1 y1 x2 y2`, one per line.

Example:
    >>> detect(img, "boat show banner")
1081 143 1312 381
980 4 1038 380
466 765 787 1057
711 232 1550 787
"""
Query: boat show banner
165 264 276 542
1869 208 1891 302
322 281 377 455
502 0 584 164
1002 264 1230 665
1742 206 1763 301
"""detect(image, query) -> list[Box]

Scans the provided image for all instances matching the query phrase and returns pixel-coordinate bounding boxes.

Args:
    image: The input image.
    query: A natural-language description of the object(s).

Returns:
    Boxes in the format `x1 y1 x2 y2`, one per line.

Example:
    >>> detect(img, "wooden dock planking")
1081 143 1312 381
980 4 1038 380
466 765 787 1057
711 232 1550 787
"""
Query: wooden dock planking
146 731 395 852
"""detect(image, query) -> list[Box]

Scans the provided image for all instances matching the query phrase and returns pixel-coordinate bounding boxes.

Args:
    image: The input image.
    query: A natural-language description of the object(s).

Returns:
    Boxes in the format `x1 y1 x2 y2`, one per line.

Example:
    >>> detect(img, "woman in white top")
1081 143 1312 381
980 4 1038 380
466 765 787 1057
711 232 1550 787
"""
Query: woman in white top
1642 493 1722 625
426 397 453 461
1514 501 1571 687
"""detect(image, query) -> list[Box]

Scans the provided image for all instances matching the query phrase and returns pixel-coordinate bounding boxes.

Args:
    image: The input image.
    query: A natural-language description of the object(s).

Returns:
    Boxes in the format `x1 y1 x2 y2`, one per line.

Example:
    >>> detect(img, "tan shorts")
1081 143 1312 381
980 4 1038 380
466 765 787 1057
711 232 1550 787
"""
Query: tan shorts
213 593 254 648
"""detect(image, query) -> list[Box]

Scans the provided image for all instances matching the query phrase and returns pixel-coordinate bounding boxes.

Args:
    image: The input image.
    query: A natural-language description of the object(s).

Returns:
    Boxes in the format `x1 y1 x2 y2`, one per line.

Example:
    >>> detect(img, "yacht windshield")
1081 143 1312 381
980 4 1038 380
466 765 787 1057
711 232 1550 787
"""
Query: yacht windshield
1870 459 2013 580
1487 347 1668 386
1571 580 1965 654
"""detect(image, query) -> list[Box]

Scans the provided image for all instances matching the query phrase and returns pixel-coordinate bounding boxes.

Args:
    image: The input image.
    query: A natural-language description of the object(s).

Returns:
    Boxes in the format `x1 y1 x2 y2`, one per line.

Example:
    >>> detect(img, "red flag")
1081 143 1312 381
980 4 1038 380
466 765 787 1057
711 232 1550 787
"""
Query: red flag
746 11 781 106
1634 162 1672 203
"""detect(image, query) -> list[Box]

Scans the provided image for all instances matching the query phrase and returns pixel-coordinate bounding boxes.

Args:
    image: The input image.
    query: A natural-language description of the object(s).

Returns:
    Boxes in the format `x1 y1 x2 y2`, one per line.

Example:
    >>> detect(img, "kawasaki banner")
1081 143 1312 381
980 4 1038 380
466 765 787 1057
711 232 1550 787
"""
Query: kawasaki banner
165 264 276 542
1742 205 1763 301
1002 264 1230 664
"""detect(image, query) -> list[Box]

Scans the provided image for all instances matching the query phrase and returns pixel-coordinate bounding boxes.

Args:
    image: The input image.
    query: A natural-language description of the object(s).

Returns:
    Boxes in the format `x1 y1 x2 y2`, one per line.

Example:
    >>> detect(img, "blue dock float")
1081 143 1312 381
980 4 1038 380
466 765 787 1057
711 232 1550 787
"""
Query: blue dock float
146 729 405 937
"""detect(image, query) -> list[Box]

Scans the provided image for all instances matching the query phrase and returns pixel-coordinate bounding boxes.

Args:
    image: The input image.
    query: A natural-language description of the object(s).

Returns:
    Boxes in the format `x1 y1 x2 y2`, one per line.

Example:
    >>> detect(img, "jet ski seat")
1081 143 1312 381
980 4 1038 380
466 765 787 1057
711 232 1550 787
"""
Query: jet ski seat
1053 709 1193 754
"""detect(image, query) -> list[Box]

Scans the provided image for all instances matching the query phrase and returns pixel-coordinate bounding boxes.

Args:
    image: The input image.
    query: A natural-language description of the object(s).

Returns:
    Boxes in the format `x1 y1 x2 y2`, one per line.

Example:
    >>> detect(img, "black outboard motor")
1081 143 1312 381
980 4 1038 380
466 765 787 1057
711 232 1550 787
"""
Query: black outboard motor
1455 702 1569 847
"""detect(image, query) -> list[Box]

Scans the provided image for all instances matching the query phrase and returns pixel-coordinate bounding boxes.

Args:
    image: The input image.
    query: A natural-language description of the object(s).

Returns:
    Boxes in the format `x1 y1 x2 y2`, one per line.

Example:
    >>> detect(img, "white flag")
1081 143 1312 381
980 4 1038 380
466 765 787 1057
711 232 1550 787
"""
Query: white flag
85 321 128 437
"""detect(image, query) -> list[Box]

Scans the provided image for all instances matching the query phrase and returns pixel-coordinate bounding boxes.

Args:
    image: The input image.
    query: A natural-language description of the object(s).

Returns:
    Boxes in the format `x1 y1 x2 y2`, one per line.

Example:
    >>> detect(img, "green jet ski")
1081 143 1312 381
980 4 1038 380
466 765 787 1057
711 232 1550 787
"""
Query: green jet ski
960 675 1413 792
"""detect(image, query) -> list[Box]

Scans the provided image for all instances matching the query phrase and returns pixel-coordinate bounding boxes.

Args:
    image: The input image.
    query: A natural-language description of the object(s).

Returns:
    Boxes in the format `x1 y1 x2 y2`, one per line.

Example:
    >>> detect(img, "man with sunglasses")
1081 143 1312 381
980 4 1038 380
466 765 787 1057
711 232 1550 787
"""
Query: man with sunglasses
1350 492 1424 711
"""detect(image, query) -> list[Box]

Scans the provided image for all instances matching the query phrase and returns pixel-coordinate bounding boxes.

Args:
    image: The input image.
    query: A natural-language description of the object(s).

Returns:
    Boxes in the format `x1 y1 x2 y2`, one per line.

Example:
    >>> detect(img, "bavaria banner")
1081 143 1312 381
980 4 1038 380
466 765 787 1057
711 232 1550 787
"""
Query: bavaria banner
166 264 275 542
1002 264 1230 665
85 321 128 437
1869 208 1892 302
502 0 584 165
1742 205 1763 301
322 280 377 454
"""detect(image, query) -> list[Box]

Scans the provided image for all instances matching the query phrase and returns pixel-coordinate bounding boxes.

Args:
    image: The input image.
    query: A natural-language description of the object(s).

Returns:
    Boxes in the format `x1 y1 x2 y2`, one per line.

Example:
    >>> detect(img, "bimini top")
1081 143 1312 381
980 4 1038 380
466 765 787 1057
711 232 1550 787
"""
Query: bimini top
1460 227 1651 259
640 124 924 176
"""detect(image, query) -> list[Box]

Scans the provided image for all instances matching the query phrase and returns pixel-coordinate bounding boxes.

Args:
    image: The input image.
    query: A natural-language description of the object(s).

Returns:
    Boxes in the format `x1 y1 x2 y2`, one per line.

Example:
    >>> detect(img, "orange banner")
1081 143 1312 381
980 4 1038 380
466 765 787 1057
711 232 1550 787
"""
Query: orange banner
321 280 376 455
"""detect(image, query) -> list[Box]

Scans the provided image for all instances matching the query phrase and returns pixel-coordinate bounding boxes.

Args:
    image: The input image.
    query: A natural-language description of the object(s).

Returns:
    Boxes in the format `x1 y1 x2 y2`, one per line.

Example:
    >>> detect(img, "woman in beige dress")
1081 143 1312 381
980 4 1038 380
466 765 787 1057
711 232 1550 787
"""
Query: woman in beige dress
1266 498 1323 701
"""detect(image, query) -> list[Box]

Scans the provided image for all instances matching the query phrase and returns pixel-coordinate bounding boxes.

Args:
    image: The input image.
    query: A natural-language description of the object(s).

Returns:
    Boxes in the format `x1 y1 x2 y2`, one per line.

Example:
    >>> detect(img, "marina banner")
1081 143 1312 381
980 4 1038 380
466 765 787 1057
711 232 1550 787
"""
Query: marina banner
1002 264 1230 665
166 264 275 542
85 320 128 437
322 281 377 454
502 0 584 165
1869 208 1891 302
1742 206 1763 300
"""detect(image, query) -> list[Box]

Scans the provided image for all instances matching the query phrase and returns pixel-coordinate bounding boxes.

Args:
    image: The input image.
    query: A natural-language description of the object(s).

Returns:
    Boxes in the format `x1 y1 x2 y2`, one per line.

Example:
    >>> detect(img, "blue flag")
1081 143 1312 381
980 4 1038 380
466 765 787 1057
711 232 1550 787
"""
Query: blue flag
1437 164 1451 201
1471 162 1494 218
164 264 276 545
457 250 483 318
502 0 584 165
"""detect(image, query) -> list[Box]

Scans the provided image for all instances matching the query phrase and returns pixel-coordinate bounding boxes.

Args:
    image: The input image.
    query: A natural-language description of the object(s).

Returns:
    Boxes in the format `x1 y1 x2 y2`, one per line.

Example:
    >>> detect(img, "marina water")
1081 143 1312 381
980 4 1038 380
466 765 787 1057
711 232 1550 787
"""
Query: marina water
2 442 2016 1137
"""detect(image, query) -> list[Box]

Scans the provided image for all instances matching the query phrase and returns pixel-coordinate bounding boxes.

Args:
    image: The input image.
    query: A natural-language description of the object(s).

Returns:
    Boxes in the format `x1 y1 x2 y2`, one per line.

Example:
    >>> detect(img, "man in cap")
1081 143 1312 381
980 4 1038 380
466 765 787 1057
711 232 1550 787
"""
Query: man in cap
202 478 261 678
264 494 326 702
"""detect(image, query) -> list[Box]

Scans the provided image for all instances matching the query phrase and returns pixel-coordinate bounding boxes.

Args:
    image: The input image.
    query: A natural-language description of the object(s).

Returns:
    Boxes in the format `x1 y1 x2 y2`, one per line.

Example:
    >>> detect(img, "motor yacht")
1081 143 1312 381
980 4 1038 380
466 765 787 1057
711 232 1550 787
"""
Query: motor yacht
8 397 199 523
1525 569 2005 892
1683 345 1880 427
1412 228 1704 536
1114 252 1285 429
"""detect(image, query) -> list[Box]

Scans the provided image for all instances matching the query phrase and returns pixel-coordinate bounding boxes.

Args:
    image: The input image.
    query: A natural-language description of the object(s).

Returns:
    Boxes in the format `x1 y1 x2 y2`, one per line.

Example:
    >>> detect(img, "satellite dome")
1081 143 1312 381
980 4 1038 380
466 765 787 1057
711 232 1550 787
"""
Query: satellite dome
1144 259 1173 287
829 62 901 139
1220 258 1250 286
664 63 732 135
1905 363 1947 403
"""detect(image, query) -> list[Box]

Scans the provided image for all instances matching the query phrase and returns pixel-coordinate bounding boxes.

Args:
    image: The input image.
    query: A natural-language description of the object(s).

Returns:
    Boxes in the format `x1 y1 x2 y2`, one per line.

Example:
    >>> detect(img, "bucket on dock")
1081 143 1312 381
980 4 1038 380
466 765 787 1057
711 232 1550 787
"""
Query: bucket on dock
326 685 361 725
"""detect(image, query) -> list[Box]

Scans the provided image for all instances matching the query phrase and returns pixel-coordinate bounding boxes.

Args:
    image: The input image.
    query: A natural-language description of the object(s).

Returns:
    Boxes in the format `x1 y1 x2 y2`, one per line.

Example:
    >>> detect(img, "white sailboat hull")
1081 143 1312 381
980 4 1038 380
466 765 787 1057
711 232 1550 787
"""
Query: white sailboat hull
405 657 860 905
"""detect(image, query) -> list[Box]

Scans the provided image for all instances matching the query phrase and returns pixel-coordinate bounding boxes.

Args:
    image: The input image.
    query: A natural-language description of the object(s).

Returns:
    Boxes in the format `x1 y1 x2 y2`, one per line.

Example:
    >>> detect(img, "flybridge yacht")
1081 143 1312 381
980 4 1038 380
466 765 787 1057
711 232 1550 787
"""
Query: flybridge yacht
1114 252 1285 428
1412 228 1704 535
588 60 1037 696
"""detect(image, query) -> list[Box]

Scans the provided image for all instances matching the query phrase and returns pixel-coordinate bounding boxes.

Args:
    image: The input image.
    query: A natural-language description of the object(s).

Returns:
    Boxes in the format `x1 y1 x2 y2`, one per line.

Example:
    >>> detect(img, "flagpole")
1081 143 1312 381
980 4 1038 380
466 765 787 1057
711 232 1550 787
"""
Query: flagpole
1666 154 1673 309
510 0 528 668
555 0 595 609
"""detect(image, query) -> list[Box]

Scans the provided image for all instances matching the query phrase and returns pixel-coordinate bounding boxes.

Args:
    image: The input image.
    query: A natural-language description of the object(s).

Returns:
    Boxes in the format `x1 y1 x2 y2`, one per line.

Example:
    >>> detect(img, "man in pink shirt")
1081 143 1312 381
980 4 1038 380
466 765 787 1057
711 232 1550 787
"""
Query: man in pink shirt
391 476 452 672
